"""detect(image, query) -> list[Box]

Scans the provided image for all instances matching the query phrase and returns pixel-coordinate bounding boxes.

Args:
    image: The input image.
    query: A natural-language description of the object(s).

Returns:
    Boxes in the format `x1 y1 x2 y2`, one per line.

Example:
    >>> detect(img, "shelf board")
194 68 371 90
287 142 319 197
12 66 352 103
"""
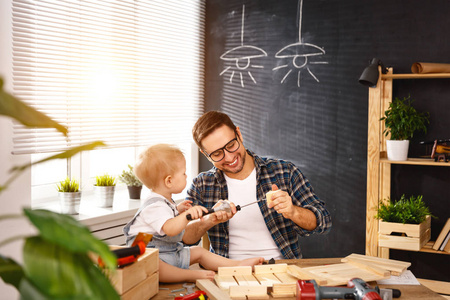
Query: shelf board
382 73 450 79
420 241 450 255
380 157 450 167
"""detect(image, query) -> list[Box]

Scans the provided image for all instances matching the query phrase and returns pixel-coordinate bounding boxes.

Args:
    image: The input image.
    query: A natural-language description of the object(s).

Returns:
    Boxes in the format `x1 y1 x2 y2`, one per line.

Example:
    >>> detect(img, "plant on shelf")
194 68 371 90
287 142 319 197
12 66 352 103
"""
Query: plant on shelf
95 174 116 187
0 77 119 299
56 177 81 215
380 95 430 161
375 194 435 251
375 194 433 224
94 174 116 207
119 165 143 200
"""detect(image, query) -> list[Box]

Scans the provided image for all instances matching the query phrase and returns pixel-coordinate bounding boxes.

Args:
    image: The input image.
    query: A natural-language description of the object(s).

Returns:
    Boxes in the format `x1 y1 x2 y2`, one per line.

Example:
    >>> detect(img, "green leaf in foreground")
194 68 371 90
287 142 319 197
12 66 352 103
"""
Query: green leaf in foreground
0 255 25 290
23 209 117 270
0 78 68 137
23 236 119 299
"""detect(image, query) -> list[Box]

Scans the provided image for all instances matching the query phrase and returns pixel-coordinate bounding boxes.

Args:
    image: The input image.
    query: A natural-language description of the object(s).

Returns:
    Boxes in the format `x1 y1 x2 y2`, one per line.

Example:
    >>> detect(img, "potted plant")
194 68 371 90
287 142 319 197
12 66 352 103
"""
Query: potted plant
118 164 143 200
380 95 429 161
56 177 81 214
375 194 434 251
94 174 116 207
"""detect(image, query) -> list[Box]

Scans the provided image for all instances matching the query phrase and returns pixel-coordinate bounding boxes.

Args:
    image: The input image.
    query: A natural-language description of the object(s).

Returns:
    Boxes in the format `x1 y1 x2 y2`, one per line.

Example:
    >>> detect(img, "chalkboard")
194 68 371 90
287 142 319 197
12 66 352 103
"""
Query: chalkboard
204 0 450 281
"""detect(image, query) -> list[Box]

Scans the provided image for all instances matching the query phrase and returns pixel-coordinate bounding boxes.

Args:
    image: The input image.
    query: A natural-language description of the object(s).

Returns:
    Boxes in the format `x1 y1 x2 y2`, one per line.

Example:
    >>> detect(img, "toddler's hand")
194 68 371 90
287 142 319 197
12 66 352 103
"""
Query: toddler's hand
185 205 209 220
177 200 193 213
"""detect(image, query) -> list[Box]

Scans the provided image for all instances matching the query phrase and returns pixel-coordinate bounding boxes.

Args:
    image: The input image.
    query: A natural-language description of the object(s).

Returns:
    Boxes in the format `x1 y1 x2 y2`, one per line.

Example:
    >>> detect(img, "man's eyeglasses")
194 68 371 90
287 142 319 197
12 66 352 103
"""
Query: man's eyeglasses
204 136 240 162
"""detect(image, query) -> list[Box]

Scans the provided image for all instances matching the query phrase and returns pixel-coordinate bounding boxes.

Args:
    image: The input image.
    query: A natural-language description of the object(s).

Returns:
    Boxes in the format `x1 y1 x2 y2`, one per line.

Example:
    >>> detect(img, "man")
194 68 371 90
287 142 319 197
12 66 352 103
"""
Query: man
184 111 331 259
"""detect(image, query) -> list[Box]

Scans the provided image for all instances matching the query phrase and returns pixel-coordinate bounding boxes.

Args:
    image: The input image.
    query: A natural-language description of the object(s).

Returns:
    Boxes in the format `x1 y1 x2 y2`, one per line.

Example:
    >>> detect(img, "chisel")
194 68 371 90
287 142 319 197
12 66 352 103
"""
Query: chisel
186 200 260 220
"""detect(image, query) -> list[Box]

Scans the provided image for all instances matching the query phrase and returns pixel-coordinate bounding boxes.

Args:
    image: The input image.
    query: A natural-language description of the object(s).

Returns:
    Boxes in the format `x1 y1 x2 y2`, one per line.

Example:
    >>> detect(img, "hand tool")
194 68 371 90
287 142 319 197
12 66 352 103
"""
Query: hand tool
186 200 260 220
174 290 208 300
297 278 383 300
98 232 152 268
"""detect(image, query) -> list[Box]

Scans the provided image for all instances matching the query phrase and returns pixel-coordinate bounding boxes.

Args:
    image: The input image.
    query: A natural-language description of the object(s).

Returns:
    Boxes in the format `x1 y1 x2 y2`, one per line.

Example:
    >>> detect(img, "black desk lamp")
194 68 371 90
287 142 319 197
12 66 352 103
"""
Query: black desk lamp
359 58 388 87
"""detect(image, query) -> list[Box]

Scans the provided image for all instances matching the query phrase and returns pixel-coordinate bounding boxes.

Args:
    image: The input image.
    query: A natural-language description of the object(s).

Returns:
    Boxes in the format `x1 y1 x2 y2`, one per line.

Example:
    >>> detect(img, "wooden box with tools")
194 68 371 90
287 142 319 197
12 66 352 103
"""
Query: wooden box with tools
108 246 159 300
378 215 431 251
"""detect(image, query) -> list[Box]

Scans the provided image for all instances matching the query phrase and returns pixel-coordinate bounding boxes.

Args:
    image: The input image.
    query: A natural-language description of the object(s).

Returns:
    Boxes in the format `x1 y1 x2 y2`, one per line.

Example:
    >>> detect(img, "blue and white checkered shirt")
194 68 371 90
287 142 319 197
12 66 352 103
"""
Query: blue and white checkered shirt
186 150 332 259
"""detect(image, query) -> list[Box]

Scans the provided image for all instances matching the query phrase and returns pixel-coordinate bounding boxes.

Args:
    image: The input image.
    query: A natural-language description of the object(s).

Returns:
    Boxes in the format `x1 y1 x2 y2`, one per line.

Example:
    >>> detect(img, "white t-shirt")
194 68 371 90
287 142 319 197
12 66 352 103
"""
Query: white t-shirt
225 169 283 260
128 191 177 236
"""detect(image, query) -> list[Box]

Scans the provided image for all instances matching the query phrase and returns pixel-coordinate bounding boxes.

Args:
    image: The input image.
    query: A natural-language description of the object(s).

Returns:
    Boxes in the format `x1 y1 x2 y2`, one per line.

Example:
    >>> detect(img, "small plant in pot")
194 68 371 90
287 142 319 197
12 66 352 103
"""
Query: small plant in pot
118 164 143 200
93 174 116 207
375 194 435 251
56 177 81 214
380 95 429 161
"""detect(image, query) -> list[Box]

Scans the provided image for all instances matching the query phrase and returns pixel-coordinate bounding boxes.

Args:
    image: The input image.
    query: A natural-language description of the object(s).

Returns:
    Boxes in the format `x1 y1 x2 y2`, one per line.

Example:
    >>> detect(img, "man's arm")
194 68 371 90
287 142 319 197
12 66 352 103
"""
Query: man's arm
267 187 318 230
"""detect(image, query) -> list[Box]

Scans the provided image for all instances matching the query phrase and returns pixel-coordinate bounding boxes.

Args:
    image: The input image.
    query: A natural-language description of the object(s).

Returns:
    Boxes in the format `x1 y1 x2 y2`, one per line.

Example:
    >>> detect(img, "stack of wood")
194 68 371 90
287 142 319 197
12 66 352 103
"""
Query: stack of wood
197 253 411 300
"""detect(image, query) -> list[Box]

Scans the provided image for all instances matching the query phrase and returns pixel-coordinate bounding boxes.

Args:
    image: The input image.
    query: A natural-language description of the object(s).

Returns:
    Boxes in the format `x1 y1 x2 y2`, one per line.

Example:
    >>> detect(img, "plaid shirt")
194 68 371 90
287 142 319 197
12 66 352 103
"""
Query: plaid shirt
186 150 332 259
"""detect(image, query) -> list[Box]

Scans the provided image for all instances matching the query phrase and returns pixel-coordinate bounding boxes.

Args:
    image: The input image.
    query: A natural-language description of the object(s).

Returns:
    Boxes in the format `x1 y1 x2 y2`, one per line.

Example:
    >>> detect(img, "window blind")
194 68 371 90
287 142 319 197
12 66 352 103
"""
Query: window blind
12 0 205 154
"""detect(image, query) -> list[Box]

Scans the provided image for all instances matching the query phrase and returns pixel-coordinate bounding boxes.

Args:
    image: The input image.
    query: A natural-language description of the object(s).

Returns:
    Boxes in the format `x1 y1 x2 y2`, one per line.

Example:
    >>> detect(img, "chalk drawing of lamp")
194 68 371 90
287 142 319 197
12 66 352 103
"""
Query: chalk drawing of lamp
273 42 327 87
219 5 268 88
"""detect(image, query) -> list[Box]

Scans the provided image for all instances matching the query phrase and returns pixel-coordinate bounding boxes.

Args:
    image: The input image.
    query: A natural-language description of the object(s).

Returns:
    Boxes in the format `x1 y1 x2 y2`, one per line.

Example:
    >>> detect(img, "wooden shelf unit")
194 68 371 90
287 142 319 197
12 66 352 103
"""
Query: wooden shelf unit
365 68 450 258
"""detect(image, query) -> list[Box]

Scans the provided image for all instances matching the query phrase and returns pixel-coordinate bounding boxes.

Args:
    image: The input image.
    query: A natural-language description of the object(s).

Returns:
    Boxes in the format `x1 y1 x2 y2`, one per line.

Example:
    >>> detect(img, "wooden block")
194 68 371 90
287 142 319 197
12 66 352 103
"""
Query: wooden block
218 266 252 276
272 283 296 295
254 263 288 274
121 272 158 300
196 279 232 300
107 248 159 294
254 273 282 287
229 285 268 299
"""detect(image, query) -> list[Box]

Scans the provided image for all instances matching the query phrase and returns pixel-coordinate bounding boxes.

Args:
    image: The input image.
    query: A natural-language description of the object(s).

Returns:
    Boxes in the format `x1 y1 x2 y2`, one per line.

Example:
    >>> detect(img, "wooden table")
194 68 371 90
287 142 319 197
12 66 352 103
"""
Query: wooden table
151 257 445 299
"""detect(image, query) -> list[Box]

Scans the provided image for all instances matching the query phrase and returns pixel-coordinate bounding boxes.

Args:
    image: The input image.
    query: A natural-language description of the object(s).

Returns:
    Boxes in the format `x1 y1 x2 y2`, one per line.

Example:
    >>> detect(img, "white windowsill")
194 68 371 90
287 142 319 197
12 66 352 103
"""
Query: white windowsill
34 189 142 226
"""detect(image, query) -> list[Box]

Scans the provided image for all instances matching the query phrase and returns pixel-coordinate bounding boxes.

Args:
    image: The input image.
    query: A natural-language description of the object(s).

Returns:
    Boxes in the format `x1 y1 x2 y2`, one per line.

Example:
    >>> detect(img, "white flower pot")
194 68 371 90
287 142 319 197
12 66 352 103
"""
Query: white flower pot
59 191 81 214
93 185 115 207
386 140 409 161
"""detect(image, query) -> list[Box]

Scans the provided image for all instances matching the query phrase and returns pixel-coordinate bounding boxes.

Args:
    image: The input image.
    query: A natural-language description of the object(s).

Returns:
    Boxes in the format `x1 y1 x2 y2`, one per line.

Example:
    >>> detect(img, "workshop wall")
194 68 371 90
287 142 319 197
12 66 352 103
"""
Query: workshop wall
202 0 450 281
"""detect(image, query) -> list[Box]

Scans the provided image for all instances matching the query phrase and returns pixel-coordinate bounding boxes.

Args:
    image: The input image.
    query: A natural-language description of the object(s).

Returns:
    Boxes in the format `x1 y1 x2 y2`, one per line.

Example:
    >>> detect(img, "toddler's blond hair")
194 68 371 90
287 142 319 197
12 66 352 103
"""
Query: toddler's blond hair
134 144 184 190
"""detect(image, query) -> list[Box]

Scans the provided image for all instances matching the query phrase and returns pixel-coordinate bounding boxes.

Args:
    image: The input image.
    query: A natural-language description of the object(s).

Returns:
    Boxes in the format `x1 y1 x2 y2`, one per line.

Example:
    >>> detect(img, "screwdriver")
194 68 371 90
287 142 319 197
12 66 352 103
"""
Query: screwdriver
186 200 259 220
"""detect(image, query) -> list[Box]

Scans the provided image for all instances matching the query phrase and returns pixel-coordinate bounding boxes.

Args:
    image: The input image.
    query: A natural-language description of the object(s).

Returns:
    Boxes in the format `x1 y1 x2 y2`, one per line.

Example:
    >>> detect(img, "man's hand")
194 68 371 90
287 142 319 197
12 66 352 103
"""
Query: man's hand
267 184 295 219
206 199 236 225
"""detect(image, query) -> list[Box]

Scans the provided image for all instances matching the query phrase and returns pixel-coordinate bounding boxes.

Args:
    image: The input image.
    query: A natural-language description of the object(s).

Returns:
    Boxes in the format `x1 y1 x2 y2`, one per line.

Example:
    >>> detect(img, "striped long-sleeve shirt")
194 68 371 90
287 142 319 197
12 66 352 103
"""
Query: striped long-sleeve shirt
186 150 332 259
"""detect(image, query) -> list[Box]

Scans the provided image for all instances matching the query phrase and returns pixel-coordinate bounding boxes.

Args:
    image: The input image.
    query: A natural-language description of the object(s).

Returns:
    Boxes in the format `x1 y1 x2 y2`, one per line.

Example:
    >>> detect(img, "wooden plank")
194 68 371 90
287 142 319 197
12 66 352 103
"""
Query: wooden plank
342 253 411 274
287 265 328 285
218 266 252 276
345 259 390 277
417 278 450 295
234 274 260 286
274 272 298 284
215 275 238 290
196 279 232 300
254 263 288 274
254 273 281 287
229 285 268 299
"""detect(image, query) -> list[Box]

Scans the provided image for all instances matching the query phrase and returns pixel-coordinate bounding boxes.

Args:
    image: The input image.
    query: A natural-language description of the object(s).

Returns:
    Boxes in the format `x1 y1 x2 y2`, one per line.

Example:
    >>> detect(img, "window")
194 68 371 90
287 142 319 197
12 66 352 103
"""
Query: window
11 0 205 205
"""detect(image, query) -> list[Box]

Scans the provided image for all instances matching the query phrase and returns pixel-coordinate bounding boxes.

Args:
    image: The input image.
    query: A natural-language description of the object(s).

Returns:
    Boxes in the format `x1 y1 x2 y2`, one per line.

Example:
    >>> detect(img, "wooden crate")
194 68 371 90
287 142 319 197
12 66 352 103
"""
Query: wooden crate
107 247 159 299
378 215 431 251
